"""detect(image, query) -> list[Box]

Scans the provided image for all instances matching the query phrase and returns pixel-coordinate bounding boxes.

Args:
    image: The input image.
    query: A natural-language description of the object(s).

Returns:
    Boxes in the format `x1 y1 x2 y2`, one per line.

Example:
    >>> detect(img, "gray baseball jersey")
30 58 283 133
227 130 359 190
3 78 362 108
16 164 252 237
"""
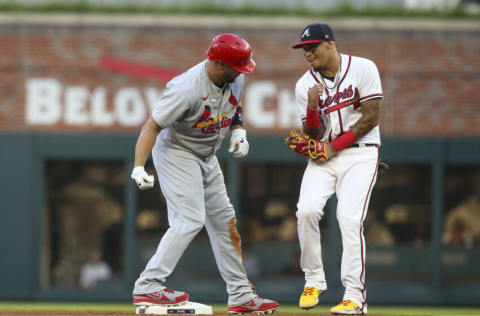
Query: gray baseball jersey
152 60 244 159
133 60 255 306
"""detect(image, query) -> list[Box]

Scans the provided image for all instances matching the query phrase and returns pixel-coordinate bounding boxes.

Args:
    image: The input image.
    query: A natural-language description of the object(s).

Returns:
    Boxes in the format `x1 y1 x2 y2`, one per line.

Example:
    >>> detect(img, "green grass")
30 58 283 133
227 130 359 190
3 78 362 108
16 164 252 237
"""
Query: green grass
0 1 478 19
0 302 134 311
0 302 479 316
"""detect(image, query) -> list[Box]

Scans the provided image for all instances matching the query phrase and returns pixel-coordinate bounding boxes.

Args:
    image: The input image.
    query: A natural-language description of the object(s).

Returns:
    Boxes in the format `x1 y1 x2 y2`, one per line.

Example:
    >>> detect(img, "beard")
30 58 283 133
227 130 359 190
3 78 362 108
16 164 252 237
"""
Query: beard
223 73 238 84
225 76 236 84
312 62 327 73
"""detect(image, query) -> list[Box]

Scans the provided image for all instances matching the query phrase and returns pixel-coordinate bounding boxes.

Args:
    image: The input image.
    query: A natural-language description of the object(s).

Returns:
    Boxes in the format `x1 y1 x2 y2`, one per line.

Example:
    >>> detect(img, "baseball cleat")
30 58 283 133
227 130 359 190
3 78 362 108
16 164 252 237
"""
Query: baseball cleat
228 295 280 314
299 287 325 310
133 288 189 306
330 300 364 315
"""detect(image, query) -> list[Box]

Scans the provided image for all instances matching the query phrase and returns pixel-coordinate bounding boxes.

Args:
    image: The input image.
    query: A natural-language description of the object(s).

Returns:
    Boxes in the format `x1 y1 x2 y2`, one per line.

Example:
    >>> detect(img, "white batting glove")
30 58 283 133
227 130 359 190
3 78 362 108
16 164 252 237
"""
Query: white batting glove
131 166 155 190
228 128 249 158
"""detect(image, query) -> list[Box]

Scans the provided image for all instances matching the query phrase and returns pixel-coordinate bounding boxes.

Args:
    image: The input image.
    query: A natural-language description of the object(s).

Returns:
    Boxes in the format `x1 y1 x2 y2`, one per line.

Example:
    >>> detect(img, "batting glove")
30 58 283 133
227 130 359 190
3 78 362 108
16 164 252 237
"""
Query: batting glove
131 166 155 190
229 128 249 158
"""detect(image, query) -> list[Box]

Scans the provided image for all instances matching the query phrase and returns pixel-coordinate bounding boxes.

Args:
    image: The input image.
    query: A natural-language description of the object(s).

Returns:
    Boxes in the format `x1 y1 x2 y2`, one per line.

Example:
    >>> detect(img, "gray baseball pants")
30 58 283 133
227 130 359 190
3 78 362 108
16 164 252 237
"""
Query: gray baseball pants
133 147 255 306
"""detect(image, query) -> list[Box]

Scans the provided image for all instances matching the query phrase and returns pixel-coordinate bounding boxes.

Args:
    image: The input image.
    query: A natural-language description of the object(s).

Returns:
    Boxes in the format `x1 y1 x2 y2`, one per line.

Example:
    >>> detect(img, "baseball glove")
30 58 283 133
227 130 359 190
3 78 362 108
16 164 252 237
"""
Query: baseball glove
284 129 328 162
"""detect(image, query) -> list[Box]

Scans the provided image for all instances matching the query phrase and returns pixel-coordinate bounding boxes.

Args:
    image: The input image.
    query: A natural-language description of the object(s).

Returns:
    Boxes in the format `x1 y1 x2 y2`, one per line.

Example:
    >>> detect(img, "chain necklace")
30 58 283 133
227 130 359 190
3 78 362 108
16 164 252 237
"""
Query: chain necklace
319 54 342 91
209 81 227 103
205 62 227 103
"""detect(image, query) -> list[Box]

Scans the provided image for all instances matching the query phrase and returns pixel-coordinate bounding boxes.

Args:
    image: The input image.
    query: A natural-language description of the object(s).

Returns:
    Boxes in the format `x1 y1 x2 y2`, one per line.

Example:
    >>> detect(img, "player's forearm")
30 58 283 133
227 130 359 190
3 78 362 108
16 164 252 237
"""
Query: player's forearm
303 124 325 140
350 115 378 139
134 117 162 167
303 104 326 139
350 98 381 139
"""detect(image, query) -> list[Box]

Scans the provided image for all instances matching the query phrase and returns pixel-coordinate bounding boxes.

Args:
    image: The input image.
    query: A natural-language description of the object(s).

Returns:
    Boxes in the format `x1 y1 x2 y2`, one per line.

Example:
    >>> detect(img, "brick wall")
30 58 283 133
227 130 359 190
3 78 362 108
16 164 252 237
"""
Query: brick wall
0 15 479 136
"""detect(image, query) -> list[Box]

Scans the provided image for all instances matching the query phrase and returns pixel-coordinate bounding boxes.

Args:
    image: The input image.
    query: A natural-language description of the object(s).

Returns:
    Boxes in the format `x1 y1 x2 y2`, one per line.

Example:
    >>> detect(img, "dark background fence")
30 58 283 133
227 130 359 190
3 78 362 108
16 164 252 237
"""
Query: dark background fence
1 133 479 305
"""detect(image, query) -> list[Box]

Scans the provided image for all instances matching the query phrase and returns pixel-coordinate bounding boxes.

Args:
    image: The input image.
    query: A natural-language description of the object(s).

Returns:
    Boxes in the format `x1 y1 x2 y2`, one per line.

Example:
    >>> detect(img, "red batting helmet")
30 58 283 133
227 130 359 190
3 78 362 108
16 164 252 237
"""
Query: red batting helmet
206 33 256 74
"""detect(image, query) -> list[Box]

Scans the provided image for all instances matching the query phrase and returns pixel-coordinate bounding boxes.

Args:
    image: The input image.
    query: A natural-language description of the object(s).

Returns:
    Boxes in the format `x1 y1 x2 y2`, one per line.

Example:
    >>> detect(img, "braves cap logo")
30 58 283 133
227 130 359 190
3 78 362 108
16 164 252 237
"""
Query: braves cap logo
302 28 310 39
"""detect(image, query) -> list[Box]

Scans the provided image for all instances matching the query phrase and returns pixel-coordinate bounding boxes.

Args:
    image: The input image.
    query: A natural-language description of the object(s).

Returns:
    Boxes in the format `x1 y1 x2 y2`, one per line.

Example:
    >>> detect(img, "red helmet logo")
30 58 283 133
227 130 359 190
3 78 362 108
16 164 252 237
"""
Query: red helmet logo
206 33 256 74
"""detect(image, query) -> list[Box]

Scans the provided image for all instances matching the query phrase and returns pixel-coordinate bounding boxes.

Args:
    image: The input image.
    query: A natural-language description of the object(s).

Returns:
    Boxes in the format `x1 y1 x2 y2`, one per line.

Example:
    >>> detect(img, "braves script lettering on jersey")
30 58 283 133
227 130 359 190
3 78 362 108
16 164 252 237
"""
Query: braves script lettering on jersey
292 23 383 315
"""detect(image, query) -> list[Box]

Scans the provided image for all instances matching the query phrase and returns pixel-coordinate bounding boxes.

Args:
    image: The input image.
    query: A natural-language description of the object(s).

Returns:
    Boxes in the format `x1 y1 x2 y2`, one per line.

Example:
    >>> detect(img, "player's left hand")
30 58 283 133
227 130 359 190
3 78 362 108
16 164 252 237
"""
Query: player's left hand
307 141 337 162
131 166 155 190
284 129 336 163
229 128 249 158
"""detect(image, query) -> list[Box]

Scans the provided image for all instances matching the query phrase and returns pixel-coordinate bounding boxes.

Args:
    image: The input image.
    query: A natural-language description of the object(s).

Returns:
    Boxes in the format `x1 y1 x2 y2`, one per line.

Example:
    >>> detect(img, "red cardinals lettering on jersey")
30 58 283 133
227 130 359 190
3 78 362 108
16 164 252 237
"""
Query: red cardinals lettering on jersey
201 116 233 134
192 105 235 134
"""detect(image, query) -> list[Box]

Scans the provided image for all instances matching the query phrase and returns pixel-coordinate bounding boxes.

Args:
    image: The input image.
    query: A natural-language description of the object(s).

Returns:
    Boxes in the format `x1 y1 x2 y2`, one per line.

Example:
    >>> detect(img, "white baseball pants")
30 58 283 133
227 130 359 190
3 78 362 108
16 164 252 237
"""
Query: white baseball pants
296 146 379 313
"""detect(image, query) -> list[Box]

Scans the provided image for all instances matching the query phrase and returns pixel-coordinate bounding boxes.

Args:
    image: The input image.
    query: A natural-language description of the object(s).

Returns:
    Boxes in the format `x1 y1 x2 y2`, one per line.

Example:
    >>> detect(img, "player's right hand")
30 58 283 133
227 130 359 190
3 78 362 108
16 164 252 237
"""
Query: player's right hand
307 83 324 109
131 166 155 190
229 128 249 158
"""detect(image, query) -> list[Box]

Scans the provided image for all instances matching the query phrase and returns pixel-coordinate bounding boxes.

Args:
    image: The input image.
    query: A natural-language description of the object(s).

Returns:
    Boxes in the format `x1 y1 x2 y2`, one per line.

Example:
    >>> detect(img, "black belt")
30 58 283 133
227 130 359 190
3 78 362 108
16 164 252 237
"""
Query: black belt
348 143 379 148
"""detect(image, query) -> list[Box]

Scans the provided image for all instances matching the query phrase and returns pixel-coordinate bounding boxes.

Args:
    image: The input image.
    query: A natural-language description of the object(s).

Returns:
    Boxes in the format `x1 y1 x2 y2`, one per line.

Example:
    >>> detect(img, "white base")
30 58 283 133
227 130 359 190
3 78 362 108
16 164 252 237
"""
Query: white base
135 302 213 315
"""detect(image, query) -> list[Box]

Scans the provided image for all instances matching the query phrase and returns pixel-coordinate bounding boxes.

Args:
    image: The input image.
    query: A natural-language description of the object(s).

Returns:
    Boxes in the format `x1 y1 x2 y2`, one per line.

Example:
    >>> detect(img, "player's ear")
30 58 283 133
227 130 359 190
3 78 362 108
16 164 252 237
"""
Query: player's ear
218 61 227 70
212 60 222 71
327 41 337 50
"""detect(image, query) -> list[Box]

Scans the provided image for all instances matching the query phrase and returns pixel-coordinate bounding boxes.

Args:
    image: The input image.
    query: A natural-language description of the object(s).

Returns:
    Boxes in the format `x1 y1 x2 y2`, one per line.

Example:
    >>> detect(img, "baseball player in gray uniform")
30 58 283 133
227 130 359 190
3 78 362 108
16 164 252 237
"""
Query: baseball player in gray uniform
130 33 280 314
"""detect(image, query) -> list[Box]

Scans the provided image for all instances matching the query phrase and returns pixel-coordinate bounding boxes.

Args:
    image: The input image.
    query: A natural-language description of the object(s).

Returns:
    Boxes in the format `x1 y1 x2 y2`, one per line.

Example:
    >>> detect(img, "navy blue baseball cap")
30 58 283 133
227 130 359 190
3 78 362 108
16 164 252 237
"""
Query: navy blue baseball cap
292 23 335 49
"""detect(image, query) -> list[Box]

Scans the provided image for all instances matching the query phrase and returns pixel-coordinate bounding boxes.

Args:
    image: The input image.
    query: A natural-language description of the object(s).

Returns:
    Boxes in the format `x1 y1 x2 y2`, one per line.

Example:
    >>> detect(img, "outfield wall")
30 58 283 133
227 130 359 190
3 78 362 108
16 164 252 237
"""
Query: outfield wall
0 14 479 136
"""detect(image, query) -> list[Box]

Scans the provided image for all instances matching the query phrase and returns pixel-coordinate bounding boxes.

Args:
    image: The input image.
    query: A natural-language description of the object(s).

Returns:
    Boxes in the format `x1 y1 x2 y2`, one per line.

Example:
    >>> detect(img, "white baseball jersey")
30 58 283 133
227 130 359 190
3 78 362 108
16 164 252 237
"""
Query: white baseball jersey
295 53 383 144
294 53 383 313
152 60 244 159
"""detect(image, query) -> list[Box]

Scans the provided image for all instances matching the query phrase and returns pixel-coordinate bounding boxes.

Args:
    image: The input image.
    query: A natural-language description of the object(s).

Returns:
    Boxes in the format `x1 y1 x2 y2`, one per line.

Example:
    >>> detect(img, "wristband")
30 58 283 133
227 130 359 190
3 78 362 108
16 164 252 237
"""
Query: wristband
331 130 358 152
306 107 322 129
231 106 244 127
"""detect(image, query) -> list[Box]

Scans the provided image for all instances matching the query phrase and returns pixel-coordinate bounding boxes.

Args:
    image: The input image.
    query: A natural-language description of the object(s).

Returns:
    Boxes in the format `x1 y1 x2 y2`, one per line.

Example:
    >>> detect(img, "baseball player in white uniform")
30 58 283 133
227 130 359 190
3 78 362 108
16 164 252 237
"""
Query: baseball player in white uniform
130 33 279 314
291 23 383 315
